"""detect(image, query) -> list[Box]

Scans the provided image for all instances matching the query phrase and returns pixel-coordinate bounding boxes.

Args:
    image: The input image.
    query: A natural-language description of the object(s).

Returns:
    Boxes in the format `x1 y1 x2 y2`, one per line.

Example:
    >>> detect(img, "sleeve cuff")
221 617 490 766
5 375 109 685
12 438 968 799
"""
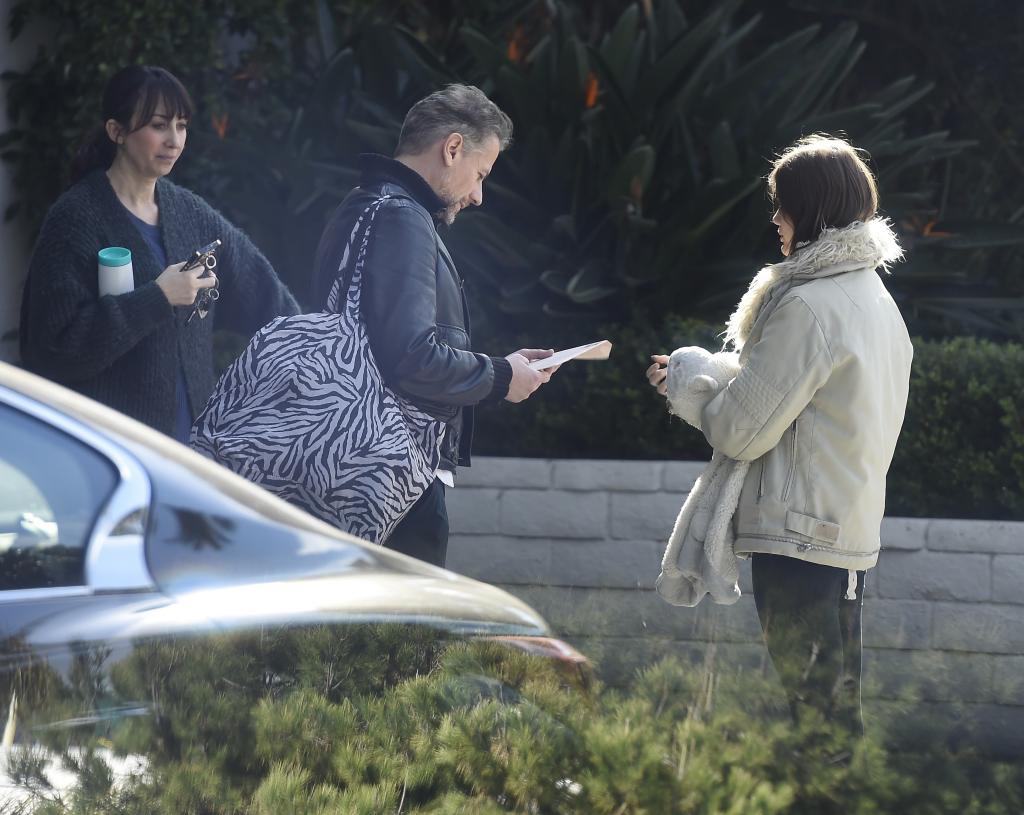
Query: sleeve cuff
485 356 513 402
132 280 175 323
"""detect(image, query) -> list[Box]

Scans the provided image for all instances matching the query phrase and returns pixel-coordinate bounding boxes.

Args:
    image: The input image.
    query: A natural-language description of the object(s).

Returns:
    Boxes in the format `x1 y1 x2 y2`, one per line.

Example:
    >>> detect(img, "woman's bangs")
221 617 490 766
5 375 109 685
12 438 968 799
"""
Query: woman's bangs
131 71 194 129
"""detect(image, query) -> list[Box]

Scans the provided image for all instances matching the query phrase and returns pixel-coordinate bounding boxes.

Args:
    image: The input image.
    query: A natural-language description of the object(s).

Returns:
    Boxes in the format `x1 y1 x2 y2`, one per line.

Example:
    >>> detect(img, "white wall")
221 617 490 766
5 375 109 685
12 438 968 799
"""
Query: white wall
447 456 1024 756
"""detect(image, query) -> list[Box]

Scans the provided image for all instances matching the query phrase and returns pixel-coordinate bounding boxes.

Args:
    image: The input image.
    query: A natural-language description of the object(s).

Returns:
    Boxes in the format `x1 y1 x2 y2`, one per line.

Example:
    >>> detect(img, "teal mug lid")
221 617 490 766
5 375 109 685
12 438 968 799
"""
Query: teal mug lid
98 247 132 267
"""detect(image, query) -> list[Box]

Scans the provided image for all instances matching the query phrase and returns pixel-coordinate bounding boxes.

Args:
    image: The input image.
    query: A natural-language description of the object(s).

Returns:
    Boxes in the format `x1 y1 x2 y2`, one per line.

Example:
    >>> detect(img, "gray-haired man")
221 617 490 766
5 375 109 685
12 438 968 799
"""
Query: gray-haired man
312 84 554 567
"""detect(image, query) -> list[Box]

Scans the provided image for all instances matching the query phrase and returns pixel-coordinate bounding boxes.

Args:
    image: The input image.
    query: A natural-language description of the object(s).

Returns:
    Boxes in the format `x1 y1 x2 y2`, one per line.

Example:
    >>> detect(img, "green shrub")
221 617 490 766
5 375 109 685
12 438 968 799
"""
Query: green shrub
13 627 1024 814
887 336 1024 520
474 324 1024 520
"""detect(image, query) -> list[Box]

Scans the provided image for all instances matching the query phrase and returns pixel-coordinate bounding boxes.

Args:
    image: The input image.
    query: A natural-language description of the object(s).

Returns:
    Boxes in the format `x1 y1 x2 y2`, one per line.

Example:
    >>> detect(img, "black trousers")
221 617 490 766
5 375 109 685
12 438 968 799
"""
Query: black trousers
383 478 449 567
751 553 866 739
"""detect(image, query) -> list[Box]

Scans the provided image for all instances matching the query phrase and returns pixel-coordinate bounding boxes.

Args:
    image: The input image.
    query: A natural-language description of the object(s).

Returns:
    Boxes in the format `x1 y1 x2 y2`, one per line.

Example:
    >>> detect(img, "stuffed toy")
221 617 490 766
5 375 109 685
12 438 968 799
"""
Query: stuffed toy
657 346 748 607
665 346 740 429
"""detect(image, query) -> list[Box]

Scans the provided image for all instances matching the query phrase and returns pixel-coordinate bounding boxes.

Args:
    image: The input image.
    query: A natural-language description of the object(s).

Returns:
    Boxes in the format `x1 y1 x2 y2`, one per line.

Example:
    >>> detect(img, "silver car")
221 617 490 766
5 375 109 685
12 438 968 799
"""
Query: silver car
0 362 587 812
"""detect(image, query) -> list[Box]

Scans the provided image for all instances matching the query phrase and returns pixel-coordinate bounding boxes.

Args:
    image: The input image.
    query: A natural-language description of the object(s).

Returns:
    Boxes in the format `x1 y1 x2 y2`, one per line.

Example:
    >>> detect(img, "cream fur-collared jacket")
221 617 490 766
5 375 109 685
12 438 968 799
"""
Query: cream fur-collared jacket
700 218 913 571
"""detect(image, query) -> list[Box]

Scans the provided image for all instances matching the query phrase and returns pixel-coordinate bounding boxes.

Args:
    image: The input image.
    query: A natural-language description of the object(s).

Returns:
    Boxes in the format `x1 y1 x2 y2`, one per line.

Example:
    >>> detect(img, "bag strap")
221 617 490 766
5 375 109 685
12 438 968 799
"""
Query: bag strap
328 193 403 313
330 192 447 314
331 191 440 315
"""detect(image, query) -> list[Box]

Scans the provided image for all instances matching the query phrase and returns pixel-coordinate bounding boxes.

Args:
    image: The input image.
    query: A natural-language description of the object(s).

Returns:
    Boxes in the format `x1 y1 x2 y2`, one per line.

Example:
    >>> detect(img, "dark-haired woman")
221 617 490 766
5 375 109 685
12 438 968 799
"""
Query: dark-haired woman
19 65 298 442
648 135 913 738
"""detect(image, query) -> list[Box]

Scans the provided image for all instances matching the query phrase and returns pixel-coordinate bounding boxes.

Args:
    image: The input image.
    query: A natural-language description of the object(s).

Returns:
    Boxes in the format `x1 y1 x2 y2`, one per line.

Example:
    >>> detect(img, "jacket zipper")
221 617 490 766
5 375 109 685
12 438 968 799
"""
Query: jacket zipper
782 422 799 501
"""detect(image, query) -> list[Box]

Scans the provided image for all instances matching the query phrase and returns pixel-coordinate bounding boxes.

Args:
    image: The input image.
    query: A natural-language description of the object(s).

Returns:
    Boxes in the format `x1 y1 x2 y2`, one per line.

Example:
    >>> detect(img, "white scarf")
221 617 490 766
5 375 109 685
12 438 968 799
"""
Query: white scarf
724 218 903 353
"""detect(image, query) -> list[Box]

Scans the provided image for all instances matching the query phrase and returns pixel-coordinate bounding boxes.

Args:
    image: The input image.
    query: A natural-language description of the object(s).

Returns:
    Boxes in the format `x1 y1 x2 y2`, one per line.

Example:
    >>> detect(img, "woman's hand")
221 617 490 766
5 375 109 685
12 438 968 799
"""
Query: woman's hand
646 354 669 396
155 260 218 307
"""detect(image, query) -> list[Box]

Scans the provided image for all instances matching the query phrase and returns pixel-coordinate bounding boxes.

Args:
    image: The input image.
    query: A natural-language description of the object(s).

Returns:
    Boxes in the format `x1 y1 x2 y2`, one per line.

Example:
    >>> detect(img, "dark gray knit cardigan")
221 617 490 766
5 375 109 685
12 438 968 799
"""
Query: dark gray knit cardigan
19 169 299 436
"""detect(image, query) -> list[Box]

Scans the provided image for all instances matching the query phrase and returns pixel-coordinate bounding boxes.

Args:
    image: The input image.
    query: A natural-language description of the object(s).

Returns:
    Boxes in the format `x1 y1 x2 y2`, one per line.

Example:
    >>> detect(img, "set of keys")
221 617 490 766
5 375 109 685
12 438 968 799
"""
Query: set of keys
182 238 222 324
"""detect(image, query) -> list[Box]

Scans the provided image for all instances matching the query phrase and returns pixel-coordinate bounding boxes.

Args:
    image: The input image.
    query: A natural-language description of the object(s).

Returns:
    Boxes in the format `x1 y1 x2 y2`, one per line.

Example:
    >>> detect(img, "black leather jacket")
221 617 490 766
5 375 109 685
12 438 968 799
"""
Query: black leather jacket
312 154 512 471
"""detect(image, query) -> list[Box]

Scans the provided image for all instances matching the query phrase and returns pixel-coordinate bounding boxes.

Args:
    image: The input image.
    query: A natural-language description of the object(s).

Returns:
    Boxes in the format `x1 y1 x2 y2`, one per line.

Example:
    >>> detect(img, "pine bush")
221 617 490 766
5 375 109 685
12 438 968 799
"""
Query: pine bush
12 626 1023 814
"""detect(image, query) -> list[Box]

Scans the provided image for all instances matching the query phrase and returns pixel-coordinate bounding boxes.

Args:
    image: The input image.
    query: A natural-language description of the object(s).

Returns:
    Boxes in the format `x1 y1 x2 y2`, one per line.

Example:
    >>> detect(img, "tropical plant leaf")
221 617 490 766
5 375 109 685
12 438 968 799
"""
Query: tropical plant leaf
460 25 506 75
708 121 740 181
540 269 572 295
635 0 745 112
607 144 656 202
600 5 640 86
704 24 821 121
566 259 617 303
666 12 763 125
779 22 860 125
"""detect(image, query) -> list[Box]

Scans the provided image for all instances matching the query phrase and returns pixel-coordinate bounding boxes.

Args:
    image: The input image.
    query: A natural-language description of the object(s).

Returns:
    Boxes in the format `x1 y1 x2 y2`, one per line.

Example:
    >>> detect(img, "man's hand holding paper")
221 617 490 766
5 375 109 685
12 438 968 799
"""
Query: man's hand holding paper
504 348 557 402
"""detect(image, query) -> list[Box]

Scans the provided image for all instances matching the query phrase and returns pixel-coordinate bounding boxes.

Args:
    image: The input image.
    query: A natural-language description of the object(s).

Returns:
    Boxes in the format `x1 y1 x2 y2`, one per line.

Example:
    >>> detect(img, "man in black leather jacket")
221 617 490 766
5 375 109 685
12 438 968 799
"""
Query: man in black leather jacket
312 84 553 567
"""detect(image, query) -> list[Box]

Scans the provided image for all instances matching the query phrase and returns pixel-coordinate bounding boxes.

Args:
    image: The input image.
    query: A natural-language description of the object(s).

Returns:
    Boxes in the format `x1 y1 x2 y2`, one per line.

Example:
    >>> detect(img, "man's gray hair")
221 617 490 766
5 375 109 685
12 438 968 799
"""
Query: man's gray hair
395 84 513 157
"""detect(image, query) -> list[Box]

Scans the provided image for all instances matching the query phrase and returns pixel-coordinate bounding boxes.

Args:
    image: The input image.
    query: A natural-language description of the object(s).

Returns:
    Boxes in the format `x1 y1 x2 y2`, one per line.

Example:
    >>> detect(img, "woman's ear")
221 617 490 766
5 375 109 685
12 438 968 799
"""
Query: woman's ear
104 118 125 145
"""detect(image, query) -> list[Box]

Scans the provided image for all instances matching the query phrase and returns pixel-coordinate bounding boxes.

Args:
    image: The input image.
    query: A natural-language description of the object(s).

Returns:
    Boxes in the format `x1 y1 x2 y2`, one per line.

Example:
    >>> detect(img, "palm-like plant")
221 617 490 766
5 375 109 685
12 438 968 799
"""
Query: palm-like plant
176 0 1024 337
5 0 1021 337
438 0 999 334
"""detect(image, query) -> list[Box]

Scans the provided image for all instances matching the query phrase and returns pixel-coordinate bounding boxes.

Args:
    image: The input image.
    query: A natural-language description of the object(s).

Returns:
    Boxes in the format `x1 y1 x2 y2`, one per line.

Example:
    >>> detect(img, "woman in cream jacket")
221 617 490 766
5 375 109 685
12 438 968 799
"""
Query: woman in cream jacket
649 135 913 737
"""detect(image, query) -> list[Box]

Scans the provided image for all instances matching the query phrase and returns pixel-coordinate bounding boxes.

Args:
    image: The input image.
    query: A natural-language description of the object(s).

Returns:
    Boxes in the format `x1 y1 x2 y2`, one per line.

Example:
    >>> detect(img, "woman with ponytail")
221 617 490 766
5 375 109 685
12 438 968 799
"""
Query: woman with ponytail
648 135 913 740
19 65 298 442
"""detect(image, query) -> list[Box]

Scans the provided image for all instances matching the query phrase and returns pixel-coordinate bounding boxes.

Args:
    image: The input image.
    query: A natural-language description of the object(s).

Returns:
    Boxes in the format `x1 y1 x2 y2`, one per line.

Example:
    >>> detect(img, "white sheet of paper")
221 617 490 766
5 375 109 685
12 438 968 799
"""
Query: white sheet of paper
527 340 612 371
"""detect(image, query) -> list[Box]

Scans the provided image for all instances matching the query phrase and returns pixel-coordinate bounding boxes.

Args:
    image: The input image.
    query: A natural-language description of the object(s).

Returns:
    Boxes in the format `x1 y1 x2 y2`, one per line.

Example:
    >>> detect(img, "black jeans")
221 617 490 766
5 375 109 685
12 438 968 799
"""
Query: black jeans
751 553 865 739
383 478 449 567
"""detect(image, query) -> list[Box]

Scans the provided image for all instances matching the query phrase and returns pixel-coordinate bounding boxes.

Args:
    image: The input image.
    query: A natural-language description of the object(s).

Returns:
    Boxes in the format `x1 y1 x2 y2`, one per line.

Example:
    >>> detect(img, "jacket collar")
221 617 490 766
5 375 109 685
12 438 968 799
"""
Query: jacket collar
724 218 903 351
358 153 446 220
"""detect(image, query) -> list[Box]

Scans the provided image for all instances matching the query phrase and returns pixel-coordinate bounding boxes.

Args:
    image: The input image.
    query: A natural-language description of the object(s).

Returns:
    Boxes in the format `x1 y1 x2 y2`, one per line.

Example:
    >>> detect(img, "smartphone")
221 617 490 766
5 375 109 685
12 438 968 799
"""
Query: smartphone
181 238 222 275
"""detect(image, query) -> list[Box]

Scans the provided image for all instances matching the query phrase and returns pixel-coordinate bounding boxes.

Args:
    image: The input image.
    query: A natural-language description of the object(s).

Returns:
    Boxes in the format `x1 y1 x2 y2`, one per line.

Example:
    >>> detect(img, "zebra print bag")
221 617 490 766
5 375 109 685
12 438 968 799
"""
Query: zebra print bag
191 196 446 544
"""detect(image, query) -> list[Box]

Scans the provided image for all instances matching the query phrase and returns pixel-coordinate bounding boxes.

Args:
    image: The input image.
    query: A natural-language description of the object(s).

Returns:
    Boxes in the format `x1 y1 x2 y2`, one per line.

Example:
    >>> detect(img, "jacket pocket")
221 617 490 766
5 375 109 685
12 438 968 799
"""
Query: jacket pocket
781 421 799 501
784 510 841 545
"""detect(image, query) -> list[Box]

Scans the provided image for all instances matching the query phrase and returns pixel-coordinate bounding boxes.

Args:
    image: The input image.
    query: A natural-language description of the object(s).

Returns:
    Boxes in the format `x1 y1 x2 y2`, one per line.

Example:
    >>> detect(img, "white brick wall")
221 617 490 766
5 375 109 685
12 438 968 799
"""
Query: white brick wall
447 456 1024 754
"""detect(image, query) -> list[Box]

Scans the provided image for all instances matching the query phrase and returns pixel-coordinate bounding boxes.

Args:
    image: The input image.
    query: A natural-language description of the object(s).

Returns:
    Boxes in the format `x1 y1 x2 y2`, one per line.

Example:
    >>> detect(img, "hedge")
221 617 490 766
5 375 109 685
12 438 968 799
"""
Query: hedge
9 624 1023 814
473 322 1024 520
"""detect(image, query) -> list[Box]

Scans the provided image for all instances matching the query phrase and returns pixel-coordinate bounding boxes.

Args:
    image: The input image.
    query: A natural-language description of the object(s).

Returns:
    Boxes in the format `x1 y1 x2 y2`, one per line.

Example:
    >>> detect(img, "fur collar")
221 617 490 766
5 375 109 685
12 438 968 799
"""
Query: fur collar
724 218 903 351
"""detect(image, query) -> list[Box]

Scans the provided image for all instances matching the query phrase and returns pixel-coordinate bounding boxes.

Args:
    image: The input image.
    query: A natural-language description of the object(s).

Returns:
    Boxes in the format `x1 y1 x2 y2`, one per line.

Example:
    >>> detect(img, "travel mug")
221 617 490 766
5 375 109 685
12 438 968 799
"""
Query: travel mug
97 247 134 297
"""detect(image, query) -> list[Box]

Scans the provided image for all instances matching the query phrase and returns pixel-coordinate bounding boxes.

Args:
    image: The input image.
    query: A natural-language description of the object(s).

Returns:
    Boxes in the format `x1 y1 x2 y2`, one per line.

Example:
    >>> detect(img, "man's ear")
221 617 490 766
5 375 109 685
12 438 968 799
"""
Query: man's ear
442 132 464 166
104 118 125 146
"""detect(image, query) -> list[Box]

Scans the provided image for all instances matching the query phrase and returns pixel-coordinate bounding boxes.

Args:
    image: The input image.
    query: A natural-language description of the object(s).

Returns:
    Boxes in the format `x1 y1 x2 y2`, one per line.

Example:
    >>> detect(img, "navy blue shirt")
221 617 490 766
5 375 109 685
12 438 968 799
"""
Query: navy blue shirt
126 209 193 445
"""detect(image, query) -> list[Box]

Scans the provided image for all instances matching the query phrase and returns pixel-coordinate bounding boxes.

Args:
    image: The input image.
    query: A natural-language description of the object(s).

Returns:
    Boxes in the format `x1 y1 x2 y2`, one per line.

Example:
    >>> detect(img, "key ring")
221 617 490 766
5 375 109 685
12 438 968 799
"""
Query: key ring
184 239 221 324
